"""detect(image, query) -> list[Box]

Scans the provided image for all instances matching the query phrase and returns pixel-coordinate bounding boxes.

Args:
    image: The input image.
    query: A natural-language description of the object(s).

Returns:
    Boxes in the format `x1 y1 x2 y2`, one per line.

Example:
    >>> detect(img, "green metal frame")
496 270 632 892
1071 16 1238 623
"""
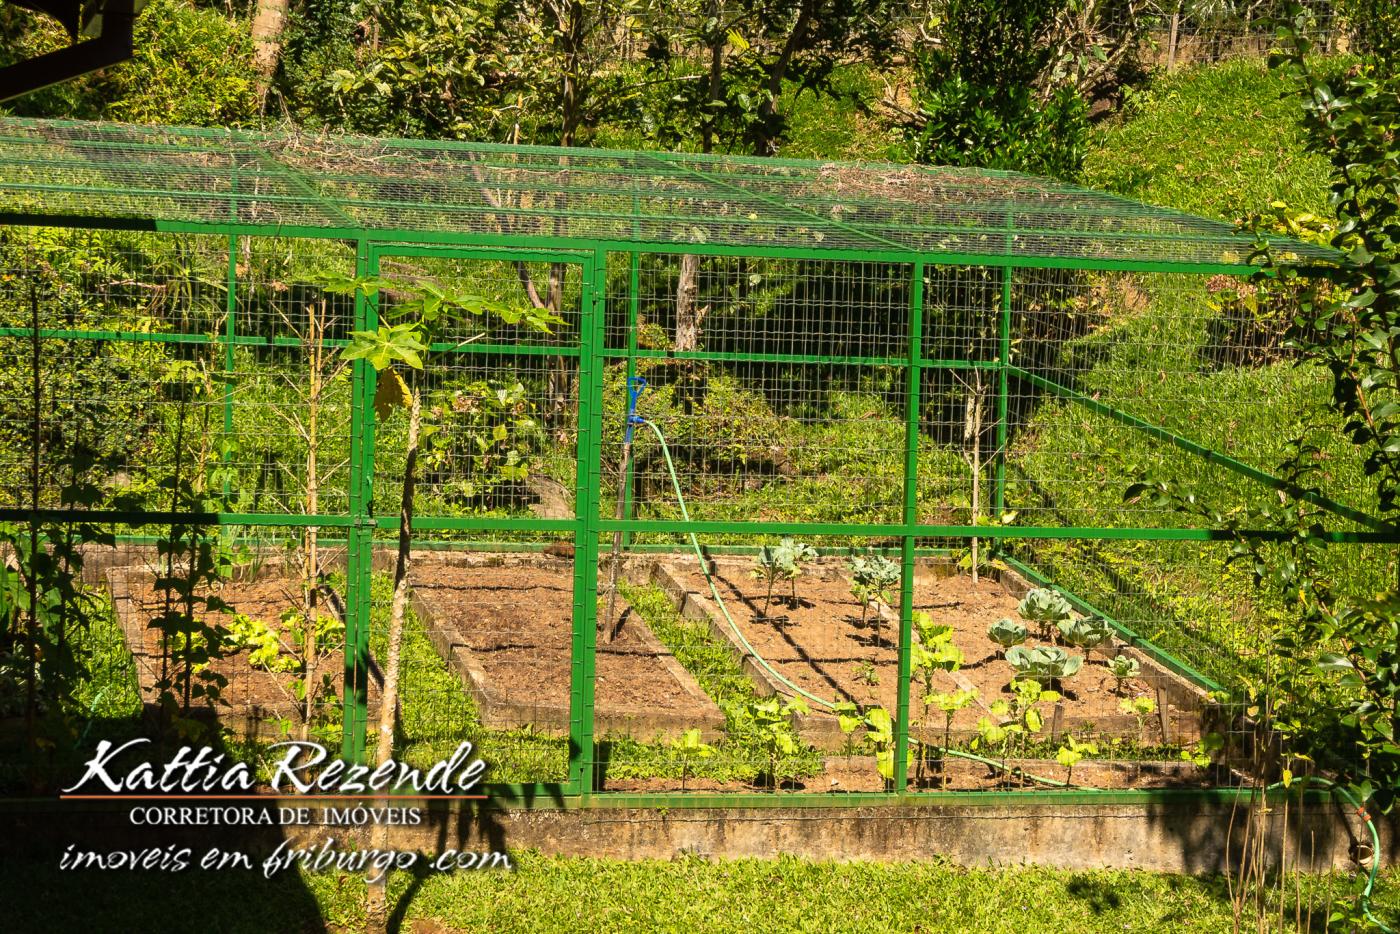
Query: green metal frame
2 118 1388 809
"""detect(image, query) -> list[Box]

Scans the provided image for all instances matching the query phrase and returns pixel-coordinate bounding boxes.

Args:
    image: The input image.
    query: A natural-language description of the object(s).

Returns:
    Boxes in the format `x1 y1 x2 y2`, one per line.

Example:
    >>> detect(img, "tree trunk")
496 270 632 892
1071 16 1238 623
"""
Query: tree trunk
674 253 704 352
672 13 723 356
1166 6 1181 72
545 263 572 433
250 0 290 102
365 379 421 933
751 0 816 155
963 371 985 585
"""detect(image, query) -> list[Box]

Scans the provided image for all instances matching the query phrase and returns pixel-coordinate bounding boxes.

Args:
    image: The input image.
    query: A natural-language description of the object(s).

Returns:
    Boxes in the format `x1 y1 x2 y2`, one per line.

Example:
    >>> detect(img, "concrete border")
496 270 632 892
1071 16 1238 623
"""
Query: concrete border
4 794 1386 875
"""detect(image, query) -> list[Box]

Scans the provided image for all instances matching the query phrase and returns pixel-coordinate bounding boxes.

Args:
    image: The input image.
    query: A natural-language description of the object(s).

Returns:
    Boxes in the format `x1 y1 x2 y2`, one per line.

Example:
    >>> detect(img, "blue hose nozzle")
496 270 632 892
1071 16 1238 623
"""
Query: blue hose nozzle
624 376 647 443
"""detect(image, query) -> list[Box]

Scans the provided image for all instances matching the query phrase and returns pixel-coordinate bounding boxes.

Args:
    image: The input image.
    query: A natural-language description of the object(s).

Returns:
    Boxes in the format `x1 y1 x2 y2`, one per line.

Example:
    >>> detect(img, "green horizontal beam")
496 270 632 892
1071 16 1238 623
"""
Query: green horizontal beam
0 326 218 345
598 518 1400 543
1010 366 1394 534
0 326 580 358
602 347 1001 370
0 508 357 527
480 782 579 800
4 514 1393 543
373 244 593 263
0 212 1271 275
422 341 578 357
372 515 577 533
604 347 907 368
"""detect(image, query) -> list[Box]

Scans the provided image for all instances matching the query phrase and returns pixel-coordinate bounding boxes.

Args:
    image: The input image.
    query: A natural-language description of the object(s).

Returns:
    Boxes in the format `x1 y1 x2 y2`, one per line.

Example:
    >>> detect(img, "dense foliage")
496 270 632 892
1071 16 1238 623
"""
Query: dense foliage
1 0 257 126
902 0 1089 178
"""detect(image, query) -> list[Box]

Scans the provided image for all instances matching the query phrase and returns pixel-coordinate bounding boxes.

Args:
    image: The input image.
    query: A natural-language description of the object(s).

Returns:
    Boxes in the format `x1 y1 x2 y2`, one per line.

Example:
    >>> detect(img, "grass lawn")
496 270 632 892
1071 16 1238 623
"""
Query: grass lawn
1084 57 1334 220
4 850 1395 933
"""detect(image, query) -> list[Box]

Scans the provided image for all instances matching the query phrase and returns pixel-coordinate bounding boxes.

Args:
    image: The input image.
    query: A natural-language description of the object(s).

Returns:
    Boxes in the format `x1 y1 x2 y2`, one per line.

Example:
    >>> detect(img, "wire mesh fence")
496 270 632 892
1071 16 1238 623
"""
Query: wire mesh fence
0 121 1383 800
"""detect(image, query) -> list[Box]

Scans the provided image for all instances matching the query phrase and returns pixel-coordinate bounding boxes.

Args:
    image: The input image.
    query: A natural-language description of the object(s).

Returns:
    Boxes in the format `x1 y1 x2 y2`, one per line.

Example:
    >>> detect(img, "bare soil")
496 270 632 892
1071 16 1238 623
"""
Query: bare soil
412 559 722 737
675 560 1181 741
107 567 359 735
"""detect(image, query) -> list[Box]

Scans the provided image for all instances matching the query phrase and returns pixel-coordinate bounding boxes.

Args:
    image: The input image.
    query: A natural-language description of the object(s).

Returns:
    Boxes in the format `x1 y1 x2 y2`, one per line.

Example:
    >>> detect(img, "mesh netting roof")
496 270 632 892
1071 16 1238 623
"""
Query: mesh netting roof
0 118 1340 268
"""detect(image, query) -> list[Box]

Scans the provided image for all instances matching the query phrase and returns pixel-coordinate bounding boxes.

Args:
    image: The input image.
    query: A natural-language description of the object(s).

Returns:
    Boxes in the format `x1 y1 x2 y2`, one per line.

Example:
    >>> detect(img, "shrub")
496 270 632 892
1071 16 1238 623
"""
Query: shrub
1338 0 1400 65
904 0 1090 179
4 0 258 126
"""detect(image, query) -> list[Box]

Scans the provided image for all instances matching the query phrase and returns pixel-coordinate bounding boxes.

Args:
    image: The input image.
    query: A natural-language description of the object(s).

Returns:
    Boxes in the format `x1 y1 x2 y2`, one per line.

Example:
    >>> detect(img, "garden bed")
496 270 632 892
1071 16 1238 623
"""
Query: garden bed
601 755 1235 794
650 557 1209 749
409 553 724 742
106 563 359 740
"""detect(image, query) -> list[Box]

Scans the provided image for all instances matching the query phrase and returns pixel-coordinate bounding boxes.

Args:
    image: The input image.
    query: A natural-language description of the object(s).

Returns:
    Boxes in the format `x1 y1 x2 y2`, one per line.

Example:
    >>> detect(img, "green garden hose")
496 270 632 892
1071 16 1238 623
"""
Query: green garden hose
636 415 1396 921
1270 777 1394 933
635 415 1068 789
641 417 1394 918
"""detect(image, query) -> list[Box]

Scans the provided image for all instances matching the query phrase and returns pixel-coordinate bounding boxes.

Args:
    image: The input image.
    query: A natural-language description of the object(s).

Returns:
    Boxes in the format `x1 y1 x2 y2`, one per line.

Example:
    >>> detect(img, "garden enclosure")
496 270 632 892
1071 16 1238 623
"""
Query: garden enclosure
0 118 1378 801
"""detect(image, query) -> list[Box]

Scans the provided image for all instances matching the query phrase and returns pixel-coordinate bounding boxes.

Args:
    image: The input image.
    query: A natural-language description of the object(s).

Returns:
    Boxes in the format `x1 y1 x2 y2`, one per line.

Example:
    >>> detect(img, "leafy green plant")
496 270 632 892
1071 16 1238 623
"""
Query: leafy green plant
670 728 715 792
1055 736 1098 786
1005 645 1083 687
987 617 1027 655
147 518 232 742
420 379 539 507
853 659 881 696
751 537 817 617
833 700 864 763
1056 616 1113 656
911 612 963 688
1107 654 1141 695
1016 587 1073 640
1336 0 1400 65
1180 731 1225 770
909 611 964 781
892 0 1131 180
225 605 346 743
729 694 810 790
0 487 112 737
927 688 978 788
849 553 900 648
863 705 911 785
1119 695 1157 744
1008 677 1060 761
972 701 1021 787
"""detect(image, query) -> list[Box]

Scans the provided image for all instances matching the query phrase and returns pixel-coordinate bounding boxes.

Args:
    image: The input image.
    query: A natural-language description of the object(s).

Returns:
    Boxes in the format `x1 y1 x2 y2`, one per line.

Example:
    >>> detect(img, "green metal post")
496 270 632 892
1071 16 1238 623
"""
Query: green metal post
569 253 605 794
993 266 1011 527
341 240 376 765
221 235 236 511
894 261 925 793
621 250 640 548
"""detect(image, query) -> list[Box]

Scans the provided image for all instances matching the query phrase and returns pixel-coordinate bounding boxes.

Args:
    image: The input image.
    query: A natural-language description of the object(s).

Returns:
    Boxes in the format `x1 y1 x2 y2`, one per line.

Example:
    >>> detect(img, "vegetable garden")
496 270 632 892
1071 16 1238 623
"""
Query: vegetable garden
0 116 1377 803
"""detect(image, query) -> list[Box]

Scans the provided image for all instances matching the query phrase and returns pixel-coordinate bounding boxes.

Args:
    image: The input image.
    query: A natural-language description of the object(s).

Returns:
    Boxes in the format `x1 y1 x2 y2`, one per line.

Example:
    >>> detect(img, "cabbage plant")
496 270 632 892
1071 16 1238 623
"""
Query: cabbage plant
987 617 1027 654
1005 644 1083 686
1017 587 1073 638
1056 616 1112 653
752 537 817 618
1107 654 1140 694
849 554 900 648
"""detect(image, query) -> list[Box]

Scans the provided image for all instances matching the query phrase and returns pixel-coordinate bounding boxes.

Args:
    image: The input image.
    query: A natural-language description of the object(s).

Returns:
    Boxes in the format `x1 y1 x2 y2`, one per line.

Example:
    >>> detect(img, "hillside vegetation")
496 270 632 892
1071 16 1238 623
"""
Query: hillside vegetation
1085 57 1333 219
